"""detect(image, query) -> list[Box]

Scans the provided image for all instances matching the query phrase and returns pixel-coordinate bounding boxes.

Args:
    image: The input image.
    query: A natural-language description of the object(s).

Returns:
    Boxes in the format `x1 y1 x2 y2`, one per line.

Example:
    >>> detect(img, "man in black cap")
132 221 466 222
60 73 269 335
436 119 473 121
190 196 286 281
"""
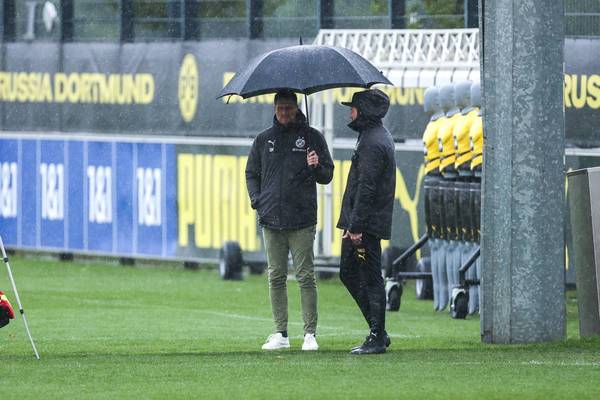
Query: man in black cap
338 89 396 355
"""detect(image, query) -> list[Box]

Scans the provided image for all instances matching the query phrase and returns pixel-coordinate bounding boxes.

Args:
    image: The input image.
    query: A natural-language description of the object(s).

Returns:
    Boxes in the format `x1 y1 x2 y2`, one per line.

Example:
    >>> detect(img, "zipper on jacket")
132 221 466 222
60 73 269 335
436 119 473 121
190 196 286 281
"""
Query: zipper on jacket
278 134 285 227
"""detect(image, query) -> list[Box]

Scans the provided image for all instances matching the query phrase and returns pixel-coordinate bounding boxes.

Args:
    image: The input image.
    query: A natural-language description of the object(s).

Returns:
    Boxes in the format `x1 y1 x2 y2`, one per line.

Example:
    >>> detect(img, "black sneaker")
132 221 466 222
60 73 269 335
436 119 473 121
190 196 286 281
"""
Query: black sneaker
352 331 390 351
350 332 386 355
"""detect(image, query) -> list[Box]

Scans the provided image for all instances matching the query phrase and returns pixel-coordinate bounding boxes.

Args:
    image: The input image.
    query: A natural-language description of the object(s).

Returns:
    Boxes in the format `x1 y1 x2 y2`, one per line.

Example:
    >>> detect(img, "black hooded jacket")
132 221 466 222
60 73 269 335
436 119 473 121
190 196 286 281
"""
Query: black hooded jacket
246 110 334 230
336 91 397 240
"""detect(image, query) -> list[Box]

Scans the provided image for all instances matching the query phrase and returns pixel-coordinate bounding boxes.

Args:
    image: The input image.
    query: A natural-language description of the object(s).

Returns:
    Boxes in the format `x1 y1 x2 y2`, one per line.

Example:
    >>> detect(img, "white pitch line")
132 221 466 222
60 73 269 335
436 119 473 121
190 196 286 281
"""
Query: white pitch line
200 310 419 338
523 360 600 367
41 294 422 338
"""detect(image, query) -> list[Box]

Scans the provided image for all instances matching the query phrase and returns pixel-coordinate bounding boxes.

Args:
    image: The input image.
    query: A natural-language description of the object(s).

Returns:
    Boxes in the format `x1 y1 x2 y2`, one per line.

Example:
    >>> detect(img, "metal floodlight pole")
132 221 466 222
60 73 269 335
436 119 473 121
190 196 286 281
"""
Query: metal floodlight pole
0 236 40 359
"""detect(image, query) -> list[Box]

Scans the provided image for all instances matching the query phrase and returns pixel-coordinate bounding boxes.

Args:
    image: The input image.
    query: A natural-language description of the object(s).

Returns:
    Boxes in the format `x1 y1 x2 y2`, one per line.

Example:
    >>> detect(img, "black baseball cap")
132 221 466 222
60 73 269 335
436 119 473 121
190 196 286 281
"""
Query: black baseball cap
341 89 390 119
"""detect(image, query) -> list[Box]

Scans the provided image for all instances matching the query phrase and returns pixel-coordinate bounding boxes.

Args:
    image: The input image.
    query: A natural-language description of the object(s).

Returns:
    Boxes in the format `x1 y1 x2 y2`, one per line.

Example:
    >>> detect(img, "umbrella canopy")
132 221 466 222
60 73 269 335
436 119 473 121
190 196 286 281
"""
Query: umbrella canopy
218 45 392 99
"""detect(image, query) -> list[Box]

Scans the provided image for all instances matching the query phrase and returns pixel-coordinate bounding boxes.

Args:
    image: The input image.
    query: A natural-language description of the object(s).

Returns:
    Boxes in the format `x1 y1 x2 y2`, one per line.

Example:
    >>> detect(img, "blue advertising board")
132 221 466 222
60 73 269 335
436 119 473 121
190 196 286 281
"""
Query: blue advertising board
0 139 19 245
0 133 431 263
0 135 177 258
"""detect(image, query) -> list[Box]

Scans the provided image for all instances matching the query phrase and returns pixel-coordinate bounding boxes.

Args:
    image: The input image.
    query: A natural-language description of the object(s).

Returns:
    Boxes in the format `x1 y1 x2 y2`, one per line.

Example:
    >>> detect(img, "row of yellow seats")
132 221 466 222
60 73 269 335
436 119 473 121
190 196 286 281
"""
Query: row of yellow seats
422 82 483 177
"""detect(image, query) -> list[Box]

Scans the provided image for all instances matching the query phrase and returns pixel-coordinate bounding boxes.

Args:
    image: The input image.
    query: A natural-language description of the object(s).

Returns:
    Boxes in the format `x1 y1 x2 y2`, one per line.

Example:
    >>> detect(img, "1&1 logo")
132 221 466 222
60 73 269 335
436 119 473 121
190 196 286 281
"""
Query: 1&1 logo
178 54 199 123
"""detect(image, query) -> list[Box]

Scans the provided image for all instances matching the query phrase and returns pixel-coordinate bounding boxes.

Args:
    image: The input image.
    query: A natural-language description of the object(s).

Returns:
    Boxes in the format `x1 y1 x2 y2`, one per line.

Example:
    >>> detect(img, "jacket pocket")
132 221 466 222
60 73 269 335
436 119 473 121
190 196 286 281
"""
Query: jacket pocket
256 192 266 217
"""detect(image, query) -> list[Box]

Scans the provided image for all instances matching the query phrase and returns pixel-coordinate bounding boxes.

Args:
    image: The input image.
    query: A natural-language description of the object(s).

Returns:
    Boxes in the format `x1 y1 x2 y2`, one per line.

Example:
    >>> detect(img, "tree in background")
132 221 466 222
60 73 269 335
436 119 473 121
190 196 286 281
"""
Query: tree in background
407 0 464 29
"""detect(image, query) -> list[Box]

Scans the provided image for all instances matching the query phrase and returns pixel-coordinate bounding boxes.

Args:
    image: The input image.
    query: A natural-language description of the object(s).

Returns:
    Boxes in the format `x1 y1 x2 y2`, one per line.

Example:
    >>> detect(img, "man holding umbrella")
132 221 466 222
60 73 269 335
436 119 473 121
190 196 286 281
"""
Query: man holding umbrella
338 89 396 355
221 43 392 351
246 89 334 351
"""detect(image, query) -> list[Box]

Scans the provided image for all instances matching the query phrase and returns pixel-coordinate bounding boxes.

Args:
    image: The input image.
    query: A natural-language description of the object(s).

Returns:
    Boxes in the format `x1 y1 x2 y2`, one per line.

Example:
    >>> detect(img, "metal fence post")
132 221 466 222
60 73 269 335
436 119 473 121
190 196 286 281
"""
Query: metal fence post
1 0 16 42
120 0 134 42
465 0 478 28
182 0 197 40
61 0 74 42
247 0 263 39
390 0 406 29
318 0 334 29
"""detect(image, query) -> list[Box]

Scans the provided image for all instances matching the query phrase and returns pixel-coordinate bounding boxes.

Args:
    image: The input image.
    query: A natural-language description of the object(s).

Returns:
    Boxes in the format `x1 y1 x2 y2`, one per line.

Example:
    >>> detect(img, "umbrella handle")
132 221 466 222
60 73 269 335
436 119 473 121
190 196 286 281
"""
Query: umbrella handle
304 94 310 125
303 94 312 152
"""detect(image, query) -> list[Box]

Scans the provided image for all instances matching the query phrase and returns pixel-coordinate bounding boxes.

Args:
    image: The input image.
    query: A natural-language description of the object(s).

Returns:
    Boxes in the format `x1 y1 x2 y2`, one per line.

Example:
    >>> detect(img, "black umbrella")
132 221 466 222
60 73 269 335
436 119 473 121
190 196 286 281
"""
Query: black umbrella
218 44 392 100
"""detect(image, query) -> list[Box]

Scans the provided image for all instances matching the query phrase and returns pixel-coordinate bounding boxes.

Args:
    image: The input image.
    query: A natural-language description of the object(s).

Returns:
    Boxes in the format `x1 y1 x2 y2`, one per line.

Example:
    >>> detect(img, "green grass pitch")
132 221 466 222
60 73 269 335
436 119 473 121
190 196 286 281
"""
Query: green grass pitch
0 255 599 399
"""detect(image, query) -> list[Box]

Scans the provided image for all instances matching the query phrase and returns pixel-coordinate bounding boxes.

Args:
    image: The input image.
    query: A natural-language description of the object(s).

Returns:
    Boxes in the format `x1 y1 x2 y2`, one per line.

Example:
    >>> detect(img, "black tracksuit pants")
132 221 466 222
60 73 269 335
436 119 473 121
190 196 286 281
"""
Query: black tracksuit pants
339 233 386 335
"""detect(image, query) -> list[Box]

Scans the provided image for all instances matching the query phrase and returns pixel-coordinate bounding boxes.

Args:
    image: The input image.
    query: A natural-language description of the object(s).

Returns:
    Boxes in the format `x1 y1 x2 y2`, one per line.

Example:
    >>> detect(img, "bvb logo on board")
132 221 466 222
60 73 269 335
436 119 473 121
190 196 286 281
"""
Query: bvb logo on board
178 54 199 123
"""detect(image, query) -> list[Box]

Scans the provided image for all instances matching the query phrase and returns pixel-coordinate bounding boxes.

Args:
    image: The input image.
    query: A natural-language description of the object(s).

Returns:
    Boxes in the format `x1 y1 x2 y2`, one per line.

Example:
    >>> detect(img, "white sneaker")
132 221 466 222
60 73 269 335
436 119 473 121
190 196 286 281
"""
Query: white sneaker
261 333 290 350
302 333 319 351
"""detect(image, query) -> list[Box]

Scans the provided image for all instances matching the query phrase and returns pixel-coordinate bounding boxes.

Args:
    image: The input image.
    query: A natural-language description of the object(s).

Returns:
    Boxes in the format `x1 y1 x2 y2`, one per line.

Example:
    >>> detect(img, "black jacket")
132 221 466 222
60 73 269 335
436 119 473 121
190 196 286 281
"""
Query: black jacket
246 111 334 230
336 104 396 240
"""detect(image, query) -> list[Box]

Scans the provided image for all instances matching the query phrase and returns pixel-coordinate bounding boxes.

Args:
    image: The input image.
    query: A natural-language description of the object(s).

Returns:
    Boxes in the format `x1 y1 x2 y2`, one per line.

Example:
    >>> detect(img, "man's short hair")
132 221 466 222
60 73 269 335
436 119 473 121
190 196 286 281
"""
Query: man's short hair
274 89 298 105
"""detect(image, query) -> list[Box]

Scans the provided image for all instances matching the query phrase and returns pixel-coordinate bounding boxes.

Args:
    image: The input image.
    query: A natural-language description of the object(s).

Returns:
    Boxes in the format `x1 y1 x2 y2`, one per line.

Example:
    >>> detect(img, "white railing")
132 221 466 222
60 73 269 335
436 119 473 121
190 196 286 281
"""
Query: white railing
314 29 480 88
314 29 480 70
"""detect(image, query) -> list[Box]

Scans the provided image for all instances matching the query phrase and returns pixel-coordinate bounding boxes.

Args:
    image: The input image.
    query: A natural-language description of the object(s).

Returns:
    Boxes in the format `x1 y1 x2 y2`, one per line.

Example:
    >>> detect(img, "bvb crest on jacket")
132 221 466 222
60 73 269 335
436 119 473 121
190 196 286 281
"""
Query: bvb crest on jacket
294 136 306 151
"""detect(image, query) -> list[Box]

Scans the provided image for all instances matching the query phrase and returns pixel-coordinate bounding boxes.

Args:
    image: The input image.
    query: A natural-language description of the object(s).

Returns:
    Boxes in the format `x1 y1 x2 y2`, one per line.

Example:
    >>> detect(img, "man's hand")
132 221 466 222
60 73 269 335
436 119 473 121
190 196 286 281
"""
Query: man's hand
307 149 319 168
250 194 261 210
342 230 362 245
